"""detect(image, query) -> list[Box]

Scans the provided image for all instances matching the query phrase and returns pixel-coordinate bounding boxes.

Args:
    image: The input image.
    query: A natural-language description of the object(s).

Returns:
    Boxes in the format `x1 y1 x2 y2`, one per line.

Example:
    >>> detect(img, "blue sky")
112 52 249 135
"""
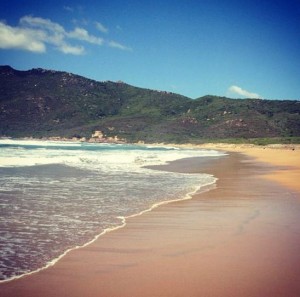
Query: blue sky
0 0 299 100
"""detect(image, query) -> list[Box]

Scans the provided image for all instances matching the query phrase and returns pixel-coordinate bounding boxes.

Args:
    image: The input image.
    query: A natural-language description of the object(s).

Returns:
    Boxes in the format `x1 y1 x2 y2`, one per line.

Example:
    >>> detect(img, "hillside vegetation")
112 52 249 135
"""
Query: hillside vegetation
1 65 300 143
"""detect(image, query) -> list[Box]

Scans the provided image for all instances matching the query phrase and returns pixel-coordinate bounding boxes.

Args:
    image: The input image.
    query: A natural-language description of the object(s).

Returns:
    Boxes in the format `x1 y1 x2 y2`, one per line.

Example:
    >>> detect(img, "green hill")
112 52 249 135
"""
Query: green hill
1 65 300 143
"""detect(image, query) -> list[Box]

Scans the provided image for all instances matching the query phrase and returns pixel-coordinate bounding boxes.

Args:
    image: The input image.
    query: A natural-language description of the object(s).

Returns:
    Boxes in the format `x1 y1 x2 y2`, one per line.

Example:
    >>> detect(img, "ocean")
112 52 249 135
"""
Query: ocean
0 139 225 282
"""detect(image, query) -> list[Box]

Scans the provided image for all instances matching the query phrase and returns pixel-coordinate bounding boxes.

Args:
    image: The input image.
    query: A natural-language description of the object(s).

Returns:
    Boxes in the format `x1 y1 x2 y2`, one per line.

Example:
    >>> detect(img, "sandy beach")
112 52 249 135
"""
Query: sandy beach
1 145 300 297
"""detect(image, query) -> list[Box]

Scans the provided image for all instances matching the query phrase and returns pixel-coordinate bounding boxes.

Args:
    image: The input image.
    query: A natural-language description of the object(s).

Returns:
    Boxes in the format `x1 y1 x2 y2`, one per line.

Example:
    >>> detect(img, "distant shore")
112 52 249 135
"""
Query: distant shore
1 143 300 296
2 135 300 147
197 143 300 193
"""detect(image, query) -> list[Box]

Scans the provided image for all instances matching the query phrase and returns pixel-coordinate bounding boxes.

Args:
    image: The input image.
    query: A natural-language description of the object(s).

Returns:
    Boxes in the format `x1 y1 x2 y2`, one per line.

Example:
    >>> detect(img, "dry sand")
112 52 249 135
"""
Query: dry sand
1 146 300 297
198 143 300 193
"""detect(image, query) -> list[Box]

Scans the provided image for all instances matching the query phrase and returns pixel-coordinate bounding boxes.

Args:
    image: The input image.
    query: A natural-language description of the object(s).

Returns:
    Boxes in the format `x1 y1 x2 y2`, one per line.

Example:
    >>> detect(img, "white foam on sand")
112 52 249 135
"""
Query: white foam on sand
0 175 217 284
0 140 226 282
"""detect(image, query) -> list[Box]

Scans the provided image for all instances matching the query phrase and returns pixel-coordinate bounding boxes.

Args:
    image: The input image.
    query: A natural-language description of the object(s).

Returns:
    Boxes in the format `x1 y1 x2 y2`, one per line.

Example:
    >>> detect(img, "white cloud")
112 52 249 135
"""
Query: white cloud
59 43 85 55
108 40 132 51
20 16 65 34
95 21 108 34
0 22 46 53
68 27 103 45
0 15 131 55
20 16 95 55
228 85 262 99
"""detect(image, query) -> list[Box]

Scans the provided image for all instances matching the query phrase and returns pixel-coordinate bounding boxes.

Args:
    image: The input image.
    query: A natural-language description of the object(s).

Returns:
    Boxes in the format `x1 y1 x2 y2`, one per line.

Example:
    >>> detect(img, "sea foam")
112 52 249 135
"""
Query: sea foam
0 140 225 282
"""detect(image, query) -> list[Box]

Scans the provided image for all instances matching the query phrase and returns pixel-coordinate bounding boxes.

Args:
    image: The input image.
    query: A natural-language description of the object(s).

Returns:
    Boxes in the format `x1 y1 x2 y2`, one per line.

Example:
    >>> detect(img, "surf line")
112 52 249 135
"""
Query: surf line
0 176 217 284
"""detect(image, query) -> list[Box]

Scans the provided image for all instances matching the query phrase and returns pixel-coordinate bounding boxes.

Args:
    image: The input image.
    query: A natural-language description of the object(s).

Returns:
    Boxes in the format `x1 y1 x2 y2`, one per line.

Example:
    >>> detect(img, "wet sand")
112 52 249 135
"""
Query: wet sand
1 149 300 297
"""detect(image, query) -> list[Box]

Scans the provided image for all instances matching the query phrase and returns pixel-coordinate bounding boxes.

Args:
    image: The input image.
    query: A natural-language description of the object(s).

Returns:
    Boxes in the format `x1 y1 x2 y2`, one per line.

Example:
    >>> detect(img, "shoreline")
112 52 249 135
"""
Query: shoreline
0 174 217 285
196 143 300 193
0 148 220 284
1 146 300 296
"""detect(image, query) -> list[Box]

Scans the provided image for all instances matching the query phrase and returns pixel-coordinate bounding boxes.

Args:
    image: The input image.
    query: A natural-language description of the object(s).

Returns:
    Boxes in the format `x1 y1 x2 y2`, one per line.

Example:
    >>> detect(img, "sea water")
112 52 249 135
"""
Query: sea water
0 139 225 282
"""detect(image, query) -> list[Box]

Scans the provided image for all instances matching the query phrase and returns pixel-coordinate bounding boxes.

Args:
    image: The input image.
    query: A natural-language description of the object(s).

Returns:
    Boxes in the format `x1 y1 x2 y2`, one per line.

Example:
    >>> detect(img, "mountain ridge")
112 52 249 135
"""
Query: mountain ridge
1 65 300 143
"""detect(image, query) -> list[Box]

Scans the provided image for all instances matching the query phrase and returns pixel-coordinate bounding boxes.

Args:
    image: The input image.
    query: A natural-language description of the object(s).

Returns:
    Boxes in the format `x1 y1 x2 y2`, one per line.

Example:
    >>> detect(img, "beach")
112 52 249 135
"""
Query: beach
1 145 300 297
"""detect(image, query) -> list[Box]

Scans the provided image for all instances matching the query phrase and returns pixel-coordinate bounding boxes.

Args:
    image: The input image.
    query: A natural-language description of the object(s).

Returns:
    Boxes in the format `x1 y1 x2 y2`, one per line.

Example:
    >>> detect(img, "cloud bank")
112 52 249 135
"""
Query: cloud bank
0 16 130 55
228 85 262 99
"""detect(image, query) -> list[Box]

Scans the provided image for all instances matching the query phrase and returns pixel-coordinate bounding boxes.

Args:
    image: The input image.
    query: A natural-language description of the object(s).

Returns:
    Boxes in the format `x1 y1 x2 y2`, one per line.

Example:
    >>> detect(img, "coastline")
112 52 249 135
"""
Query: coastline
196 143 300 193
1 146 300 296
0 146 220 284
